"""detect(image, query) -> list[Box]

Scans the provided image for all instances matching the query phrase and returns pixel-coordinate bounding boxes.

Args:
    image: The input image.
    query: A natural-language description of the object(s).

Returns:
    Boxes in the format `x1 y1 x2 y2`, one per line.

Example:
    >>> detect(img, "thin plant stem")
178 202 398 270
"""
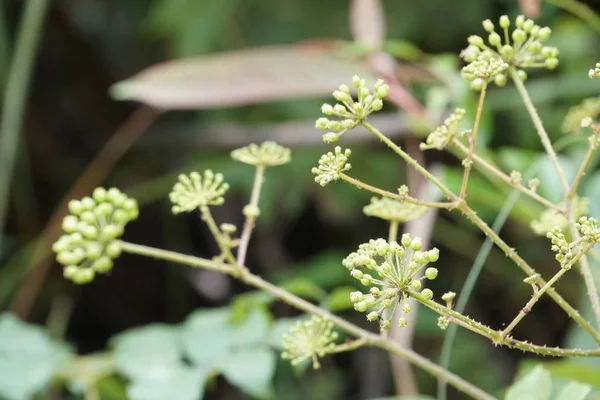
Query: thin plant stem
509 68 569 191
200 207 238 267
567 138 597 199
388 221 399 242
340 174 454 209
329 338 368 354
460 82 487 199
236 165 265 267
501 243 593 339
356 120 600 344
118 240 494 400
0 0 51 256
451 139 563 212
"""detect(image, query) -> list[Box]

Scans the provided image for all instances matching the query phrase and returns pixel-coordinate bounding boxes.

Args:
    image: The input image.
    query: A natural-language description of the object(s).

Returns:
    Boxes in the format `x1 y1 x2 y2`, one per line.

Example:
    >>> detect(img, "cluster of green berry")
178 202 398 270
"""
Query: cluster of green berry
53 188 139 284
420 108 466 151
547 217 600 269
281 316 339 369
316 76 389 143
461 15 559 90
311 146 352 187
343 236 439 330
169 170 229 214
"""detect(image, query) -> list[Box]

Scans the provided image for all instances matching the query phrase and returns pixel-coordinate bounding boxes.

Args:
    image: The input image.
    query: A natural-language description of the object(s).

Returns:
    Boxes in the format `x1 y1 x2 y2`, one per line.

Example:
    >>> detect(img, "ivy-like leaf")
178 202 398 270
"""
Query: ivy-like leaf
220 348 276 399
505 365 552 400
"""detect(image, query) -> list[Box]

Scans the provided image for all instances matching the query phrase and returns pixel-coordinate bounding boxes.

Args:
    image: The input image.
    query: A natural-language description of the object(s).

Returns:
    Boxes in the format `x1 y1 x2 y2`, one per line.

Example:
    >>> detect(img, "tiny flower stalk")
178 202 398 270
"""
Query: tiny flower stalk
231 142 291 267
363 196 428 242
52 188 139 284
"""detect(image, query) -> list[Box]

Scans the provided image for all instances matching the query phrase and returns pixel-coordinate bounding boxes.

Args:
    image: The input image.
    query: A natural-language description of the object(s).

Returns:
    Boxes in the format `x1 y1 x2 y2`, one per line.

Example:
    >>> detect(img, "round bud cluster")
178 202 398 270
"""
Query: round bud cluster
170 170 229 214
589 63 600 79
562 97 600 134
231 141 291 167
437 316 450 331
281 316 339 369
52 188 139 284
510 170 522 185
461 54 508 91
343 236 440 330
546 228 575 269
317 76 389 143
362 196 427 223
420 108 466 151
576 216 600 243
311 147 352 186
461 15 559 90
530 196 588 236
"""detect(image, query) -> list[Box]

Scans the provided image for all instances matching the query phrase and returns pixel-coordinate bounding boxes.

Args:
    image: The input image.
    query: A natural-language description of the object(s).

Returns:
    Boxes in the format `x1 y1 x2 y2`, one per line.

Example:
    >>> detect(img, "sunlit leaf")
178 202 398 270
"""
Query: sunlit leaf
127 365 205 400
231 309 271 349
554 381 592 400
505 365 552 400
111 45 373 110
183 308 234 369
220 348 276 399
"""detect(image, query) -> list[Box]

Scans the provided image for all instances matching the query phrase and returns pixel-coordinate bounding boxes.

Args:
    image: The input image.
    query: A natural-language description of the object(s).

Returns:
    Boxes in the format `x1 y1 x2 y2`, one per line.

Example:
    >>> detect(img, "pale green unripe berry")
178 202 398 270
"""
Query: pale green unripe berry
101 224 121 241
70 233 84 245
482 19 494 33
488 32 501 46
333 104 346 114
367 312 379 322
468 35 484 47
339 84 350 94
438 316 449 331
402 303 412 313
57 251 76 266
75 268 95 284
425 267 438 280
397 318 408 328
421 288 434 301
92 257 113 273
545 58 559 70
410 280 422 291
412 251 425 264
529 41 542 53
350 291 364 303
316 118 329 130
93 187 107 203
442 291 456 302
499 15 510 29
512 29 526 43
327 120 342 131
352 75 362 87
427 248 440 262
494 73 507 87
411 238 422 251
81 197 96 211
322 132 339 143
105 242 122 258
538 26 551 41
516 15 525 28
95 203 113 218
321 104 334 115
68 200 83 215
360 274 372 286
243 204 260 218
470 78 484 91
82 225 98 240
80 211 96 224
380 320 391 331
62 215 79 233
52 239 69 253
351 269 363 279
401 234 412 247
354 301 368 312
333 90 351 103
500 45 514 59
85 242 103 260
376 85 389 99
63 265 78 279
371 98 383 111
523 19 534 32
517 70 527 81
112 209 129 223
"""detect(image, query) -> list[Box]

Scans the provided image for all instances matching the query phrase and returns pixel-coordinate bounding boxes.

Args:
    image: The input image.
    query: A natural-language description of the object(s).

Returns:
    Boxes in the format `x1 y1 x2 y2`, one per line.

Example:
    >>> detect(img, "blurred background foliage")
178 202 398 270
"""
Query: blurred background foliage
2 0 600 399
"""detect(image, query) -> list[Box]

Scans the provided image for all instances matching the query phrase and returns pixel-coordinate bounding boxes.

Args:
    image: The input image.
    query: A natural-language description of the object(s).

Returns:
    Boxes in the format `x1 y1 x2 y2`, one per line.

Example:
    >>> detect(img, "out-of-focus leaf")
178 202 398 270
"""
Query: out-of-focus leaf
543 360 600 386
383 40 424 61
534 155 578 204
281 278 328 302
505 365 552 400
324 286 355 312
231 291 274 322
371 396 436 400
268 317 304 349
497 147 539 174
554 381 592 400
350 0 385 46
231 309 271 349
220 348 276 399
111 45 373 110
270 250 350 289
582 171 600 220
111 324 181 381
63 353 115 394
183 308 234 369
0 313 72 400
127 365 204 400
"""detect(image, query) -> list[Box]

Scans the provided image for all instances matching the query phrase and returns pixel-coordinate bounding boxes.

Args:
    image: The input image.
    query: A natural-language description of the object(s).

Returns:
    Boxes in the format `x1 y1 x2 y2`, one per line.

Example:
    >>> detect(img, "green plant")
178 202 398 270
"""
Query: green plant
6 13 600 400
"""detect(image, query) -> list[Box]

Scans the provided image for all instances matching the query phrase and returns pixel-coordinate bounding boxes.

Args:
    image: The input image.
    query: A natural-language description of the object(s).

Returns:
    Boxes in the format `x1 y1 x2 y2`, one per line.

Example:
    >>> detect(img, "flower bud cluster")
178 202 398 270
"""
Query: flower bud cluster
461 15 559 90
363 197 427 223
589 63 600 78
170 170 229 214
317 76 389 143
311 147 352 186
281 316 339 369
420 108 466 151
461 54 508 91
562 97 600 134
530 196 588 236
52 188 139 284
231 141 291 167
576 217 600 243
547 216 600 269
343 235 440 331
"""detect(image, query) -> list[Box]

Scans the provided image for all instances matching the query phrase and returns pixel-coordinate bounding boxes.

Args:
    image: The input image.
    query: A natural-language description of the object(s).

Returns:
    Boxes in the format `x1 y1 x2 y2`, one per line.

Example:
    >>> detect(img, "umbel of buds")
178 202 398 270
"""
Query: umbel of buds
52 188 139 284
312 146 352 186
461 15 559 90
530 196 588 236
231 141 291 167
420 108 466 151
363 196 427 223
170 170 229 214
281 316 339 369
317 75 389 143
547 216 600 269
343 235 440 331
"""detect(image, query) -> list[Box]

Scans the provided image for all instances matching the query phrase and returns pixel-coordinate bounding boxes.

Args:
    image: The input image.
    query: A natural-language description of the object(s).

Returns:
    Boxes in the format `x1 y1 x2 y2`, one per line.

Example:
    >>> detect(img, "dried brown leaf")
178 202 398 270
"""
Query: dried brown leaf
110 45 373 110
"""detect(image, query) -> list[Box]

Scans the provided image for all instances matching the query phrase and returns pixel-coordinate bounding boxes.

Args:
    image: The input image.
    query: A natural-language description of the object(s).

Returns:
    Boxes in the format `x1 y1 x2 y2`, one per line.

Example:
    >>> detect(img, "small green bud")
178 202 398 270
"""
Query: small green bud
516 15 525 28
470 77 484 91
63 265 78 279
322 132 339 143
327 120 343 131
367 312 379 322
401 233 412 247
123 198 138 213
112 209 129 223
352 75 362 87
517 69 527 82
68 200 83 215
95 202 113 218
360 275 372 286
339 84 350 94
512 28 526 43
421 288 434 301
80 211 96 224
57 251 76 266
82 225 98 240
538 26 551 41
92 257 113 273
354 301 368 312
411 238 422 251
316 117 329 130
81 197 96 211
85 242 103 260
351 269 363 279
425 267 438 280
523 19 534 32
74 268 95 284
441 291 456 302
545 58 559 70
494 73 507 87
529 41 542 53
397 317 408 328
410 280 422 291
402 303 412 313
62 215 79 233
488 32 501 46
52 239 69 253
500 45 514 58
371 98 383 111
379 320 391 331
321 103 334 115
437 316 449 330
499 15 510 29
482 19 494 33
468 35 484 47
100 224 121 241
105 241 122 258
350 291 364 303
427 248 440 262
92 187 107 203
243 204 261 218
333 90 351 103
375 85 389 99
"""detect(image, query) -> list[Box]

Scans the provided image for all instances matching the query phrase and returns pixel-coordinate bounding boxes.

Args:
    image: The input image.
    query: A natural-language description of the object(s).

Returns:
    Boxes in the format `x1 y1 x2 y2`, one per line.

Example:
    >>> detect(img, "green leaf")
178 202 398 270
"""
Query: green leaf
281 278 327 302
111 324 181 381
268 317 303 349
183 308 234 369
0 313 71 400
505 365 552 400
554 381 592 400
231 309 271 349
220 348 276 399
324 286 355 312
582 171 600 220
543 360 600 387
127 365 205 400
534 156 578 204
